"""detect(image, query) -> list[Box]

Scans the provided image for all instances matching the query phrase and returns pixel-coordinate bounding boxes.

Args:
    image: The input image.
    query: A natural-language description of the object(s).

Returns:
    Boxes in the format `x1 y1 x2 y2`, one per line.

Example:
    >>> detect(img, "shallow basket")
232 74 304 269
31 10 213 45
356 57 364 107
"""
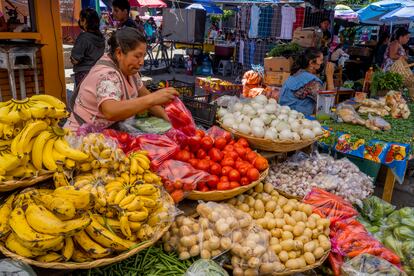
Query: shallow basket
219 123 322 152
187 169 268 201
0 195 174 270
0 172 53 192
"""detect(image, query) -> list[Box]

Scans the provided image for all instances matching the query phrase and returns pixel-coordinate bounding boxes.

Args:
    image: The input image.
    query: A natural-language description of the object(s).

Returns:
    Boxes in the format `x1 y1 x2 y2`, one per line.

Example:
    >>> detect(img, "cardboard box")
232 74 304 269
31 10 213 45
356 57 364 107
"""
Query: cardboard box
264 71 290 86
292 28 320 48
264 57 293 72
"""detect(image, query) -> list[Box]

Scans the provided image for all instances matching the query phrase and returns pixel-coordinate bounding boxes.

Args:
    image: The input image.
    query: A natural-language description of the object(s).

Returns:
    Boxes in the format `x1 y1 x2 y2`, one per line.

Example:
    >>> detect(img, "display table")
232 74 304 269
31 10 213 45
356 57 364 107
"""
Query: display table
196 77 242 101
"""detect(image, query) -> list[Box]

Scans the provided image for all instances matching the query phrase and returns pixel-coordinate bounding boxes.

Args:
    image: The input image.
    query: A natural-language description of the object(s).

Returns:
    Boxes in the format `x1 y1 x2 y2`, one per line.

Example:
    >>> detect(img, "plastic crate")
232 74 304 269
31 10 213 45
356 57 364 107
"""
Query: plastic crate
148 79 195 97
181 95 217 128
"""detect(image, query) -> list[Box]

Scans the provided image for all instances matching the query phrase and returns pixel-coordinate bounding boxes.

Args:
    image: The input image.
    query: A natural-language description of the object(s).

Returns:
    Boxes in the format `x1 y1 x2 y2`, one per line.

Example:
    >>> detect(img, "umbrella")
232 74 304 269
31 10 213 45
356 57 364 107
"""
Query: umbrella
130 0 167 8
380 4 414 23
186 3 223 14
335 4 359 22
357 0 413 24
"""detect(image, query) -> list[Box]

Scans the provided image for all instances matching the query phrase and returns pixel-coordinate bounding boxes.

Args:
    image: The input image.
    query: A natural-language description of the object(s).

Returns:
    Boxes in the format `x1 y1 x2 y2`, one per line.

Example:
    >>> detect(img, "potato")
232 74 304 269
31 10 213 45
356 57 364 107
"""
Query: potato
277 196 288 207
260 263 274 275
265 201 277 213
304 252 316 265
313 247 325 259
294 240 303 251
297 257 306 268
271 228 282 238
302 204 313 216
293 224 305 237
295 235 310 245
245 240 257 249
324 227 330 236
179 251 191 260
239 203 250 212
220 237 232 250
240 246 253 259
255 182 264 193
318 235 329 243
312 229 320 239
256 218 267 229
280 239 294 251
287 199 298 209
282 225 294 232
267 218 277 229
244 269 259 276
208 211 220 222
304 241 316 253
282 231 294 241
180 236 196 247
271 189 279 196
320 240 331 251
199 218 209 229
273 208 284 219
263 182 273 193
283 204 293 214
254 200 265 211
248 256 261 269
262 193 272 203
233 231 243 243
307 220 316 229
216 222 230 235
288 251 297 259
246 196 255 207
212 249 221 257
264 211 274 219
233 267 244 276
209 236 220 250
190 245 200 256
303 228 313 238
285 259 299 269
253 210 265 219
285 216 296 226
204 229 214 240
240 217 252 228
278 251 289 263
271 244 282 254
275 218 285 228
310 213 321 220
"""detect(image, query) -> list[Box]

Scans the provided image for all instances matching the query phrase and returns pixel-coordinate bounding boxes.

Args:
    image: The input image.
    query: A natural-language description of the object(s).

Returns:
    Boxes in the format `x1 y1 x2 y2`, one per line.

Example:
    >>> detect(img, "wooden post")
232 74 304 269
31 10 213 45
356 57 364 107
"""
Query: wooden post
382 167 396 203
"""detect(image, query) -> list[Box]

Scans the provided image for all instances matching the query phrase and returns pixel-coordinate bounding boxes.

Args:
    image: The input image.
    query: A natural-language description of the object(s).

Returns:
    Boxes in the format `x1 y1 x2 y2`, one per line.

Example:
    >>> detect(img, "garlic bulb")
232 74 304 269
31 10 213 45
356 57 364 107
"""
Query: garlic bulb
253 95 268 105
279 129 293 140
232 102 243 112
264 128 278 140
238 123 251 134
301 129 315 139
250 118 265 127
312 127 323 136
275 121 289 132
252 126 265 138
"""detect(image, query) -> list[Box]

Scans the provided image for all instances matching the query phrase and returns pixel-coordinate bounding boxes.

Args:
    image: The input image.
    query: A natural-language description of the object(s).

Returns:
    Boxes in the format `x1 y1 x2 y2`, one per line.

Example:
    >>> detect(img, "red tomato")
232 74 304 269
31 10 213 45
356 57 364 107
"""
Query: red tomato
247 168 260 182
201 136 214 151
170 189 184 203
223 131 232 143
187 136 201 152
254 156 269 171
220 176 229 183
214 137 227 150
207 175 219 189
229 140 235 145
246 151 258 163
118 132 131 144
221 166 233 176
163 181 174 193
235 160 244 169
195 129 205 138
239 166 248 176
197 182 206 190
128 138 140 151
196 149 207 159
225 151 239 161
173 180 183 190
188 158 198 168
208 148 223 162
210 163 222 175
199 186 209 192
183 182 195 191
236 138 249 148
240 177 250 186
234 146 247 158
221 158 235 167
224 145 234 152
230 181 240 189
189 152 195 159
196 159 210 171
217 181 230 190
175 150 191 162
228 169 241 182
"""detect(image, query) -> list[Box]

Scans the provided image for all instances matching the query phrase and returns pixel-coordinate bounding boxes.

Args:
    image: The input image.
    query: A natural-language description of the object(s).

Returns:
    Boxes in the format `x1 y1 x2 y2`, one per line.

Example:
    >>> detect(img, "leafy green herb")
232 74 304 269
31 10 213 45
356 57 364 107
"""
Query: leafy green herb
370 71 404 96
267 43 302 58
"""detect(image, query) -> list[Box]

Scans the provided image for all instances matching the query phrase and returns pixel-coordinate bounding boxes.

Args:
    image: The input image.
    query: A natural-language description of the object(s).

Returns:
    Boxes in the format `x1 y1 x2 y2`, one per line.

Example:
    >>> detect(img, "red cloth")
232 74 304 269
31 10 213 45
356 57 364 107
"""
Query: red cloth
130 0 166 8
293 7 305 32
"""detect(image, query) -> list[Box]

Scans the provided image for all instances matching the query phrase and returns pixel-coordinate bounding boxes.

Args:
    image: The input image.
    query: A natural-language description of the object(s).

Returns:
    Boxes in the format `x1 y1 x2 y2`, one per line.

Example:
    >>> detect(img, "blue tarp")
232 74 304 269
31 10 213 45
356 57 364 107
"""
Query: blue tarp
186 3 223 14
380 4 414 23
357 0 414 24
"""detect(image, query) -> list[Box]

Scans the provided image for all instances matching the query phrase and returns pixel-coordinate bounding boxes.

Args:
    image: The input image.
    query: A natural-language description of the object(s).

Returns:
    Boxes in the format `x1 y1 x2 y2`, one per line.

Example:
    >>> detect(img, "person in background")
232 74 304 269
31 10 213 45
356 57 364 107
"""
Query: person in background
71 8 105 87
134 15 145 33
112 0 137 29
0 11 8 31
319 18 332 56
373 32 390 68
383 28 410 71
279 48 334 116
65 27 178 131
144 17 157 43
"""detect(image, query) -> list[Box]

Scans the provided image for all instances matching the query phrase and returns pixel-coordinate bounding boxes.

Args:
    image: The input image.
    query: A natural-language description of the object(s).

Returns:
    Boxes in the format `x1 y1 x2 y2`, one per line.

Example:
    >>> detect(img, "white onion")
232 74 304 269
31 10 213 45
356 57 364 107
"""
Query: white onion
232 102 243 112
260 114 272 125
271 119 280 127
264 128 278 140
242 105 254 115
257 109 267 115
222 113 234 121
312 127 323 136
253 95 268 105
289 110 299 118
278 114 289 121
241 116 251 125
279 129 293 140
250 118 265 127
264 103 277 114
292 132 301 141
290 121 301 132
275 121 289 132
268 98 277 105
288 117 297 124
301 119 313 129
301 129 315 139
223 118 235 128
252 126 265 138
238 123 251 134
217 108 228 118
251 102 263 110
312 120 322 128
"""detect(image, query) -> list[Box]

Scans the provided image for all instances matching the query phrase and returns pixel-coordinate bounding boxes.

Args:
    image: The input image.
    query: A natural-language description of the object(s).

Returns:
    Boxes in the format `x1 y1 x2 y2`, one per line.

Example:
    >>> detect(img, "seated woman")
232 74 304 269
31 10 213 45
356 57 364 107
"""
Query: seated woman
382 28 410 72
279 48 324 116
65 27 178 131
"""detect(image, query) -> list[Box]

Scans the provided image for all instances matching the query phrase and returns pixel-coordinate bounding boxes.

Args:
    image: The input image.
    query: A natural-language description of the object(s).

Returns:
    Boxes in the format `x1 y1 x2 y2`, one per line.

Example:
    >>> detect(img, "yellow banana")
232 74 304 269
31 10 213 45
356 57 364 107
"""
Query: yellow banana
99 149 112 159
113 189 127 205
62 237 74 261
106 190 118 204
65 158 76 169
119 194 135 207
18 106 32 121
0 195 14 237
73 230 112 258
0 151 22 172
54 138 89 161
119 215 132 238
5 232 45 258
136 196 157 208
96 185 107 207
51 108 69 119
53 186 91 210
34 194 76 220
129 221 142 232
42 136 58 171
78 162 92 172
52 148 66 163
71 247 94 262
127 209 149 222
74 179 91 189
31 129 53 170
0 139 11 147
3 124 14 139
36 252 65 263
91 160 100 170
31 94 66 109
122 196 144 212
53 170 71 188
135 155 150 170
91 214 121 231
133 184 158 196
13 120 48 156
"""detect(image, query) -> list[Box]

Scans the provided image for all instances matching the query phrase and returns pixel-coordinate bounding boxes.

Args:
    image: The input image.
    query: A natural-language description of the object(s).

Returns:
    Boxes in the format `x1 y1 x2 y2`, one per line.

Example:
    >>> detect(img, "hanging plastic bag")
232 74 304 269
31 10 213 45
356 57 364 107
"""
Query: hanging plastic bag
137 134 180 170
341 254 407 276
185 259 229 276
165 97 196 137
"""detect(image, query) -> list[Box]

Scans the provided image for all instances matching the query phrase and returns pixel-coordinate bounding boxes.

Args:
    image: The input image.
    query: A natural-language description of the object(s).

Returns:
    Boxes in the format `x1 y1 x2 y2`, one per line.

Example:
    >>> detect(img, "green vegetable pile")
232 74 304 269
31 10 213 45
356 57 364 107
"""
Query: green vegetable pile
370 71 404 97
135 116 171 134
267 43 302 58
357 197 414 274
75 246 197 276
322 104 414 145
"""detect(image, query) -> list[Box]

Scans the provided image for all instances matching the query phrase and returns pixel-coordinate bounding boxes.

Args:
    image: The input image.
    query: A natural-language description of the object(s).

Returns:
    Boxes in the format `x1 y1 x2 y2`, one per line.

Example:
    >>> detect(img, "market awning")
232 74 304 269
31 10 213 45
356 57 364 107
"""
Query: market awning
186 3 223 14
130 0 167 8
357 0 414 25
380 4 414 23
335 4 359 23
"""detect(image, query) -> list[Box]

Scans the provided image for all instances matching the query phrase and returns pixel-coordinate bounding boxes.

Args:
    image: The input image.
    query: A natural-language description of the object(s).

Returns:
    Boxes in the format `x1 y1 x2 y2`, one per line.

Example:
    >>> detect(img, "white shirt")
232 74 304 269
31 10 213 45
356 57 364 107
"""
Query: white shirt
280 6 296 39
248 5 261 38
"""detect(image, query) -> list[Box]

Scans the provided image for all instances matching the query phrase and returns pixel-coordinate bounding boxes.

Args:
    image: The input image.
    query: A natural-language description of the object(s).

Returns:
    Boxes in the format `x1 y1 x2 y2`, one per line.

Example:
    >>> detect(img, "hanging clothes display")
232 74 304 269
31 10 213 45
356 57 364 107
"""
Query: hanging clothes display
253 40 268 65
270 6 282 38
239 39 245 65
258 5 273 38
280 5 296 39
249 40 256 65
248 4 261 38
240 6 248 34
293 7 305 32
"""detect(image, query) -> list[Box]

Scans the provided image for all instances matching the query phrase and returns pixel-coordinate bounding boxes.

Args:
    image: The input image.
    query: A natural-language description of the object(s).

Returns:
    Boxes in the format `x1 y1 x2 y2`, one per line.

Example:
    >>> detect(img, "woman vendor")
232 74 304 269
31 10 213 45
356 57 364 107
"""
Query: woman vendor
279 48 325 116
382 28 410 72
65 27 178 131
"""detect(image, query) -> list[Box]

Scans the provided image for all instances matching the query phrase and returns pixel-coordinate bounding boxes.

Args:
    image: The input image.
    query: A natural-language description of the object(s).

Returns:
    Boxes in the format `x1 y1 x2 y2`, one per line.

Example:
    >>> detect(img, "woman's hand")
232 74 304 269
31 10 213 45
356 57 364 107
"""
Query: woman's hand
149 87 179 105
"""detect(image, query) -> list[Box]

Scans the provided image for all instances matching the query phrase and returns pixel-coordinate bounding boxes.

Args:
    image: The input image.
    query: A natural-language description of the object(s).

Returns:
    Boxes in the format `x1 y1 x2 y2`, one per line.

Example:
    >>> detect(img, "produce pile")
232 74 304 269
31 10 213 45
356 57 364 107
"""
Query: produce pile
357 197 414 274
341 253 406 276
267 153 373 204
218 95 323 141
0 95 87 181
163 183 331 275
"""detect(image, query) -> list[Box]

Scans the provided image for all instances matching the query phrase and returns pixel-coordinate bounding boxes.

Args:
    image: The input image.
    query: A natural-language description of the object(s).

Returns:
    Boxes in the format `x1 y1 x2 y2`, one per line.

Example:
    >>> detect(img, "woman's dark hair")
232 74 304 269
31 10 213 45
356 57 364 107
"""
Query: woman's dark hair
378 32 390 45
394 28 410 41
112 0 130 13
320 18 331 25
108 27 147 59
79 8 101 34
291 47 322 74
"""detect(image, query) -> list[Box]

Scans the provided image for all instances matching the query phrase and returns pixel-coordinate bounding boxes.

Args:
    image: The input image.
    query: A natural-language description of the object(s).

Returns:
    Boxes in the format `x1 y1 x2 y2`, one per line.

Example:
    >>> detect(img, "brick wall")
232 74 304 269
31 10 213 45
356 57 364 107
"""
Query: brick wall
0 53 44 101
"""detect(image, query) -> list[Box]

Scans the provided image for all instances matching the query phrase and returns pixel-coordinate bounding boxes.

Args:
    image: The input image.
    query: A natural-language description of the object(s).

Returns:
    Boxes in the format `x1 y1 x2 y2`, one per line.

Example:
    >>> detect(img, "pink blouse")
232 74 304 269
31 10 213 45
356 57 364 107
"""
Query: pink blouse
65 54 143 131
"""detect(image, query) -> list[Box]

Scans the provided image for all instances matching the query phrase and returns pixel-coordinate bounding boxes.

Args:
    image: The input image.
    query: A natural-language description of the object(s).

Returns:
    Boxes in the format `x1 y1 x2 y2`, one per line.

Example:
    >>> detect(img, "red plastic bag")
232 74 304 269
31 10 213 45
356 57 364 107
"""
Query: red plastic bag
165 128 188 149
136 134 180 170
206 126 231 140
329 218 402 276
165 97 196 137
102 129 134 152
157 160 211 203
303 188 358 224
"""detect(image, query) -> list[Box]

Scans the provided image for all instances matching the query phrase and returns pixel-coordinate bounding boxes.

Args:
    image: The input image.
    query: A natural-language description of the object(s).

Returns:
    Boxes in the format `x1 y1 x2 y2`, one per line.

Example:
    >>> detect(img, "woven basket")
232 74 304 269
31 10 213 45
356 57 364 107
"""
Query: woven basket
273 187 303 201
0 172 53 192
187 169 269 201
219 123 322 152
390 59 413 80
0 196 174 269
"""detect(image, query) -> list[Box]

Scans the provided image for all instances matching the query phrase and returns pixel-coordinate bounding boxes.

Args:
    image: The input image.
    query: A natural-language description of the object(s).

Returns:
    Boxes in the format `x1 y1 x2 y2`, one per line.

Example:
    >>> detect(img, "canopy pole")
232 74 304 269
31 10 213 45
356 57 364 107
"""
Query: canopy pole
390 21 393 35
